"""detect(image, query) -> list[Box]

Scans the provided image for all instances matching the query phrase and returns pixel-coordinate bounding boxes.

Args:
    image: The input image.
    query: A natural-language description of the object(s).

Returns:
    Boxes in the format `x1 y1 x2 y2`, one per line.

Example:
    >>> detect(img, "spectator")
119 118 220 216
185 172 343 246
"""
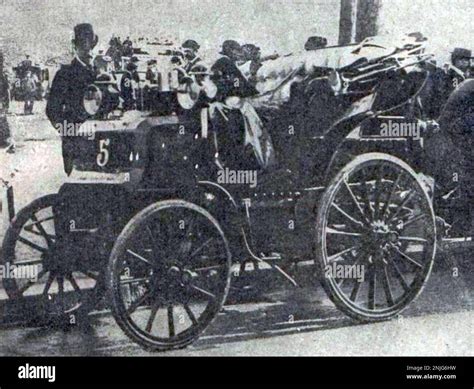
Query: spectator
0 52 12 148
22 70 37 115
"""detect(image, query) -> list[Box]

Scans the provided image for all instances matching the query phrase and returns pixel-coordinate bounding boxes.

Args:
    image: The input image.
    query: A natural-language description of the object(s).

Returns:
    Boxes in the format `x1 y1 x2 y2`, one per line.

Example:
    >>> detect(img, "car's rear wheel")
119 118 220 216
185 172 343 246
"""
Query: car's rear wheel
1 194 104 322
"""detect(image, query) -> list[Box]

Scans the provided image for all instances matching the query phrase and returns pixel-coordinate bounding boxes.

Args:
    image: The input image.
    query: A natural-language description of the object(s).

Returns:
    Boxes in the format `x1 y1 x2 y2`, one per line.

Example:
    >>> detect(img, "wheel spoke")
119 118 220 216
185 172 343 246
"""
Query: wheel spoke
390 244 423 269
385 255 410 292
328 245 359 262
397 213 427 228
78 270 99 281
368 263 376 310
189 284 216 300
387 190 414 224
343 179 370 225
184 303 198 326
168 305 175 337
359 180 375 221
57 276 65 312
372 165 384 219
380 264 394 306
23 216 54 230
17 236 48 253
14 259 43 266
31 214 54 246
145 302 160 333
349 279 362 302
17 280 35 295
190 238 214 259
398 236 428 243
127 291 150 314
66 274 82 295
126 249 153 266
380 172 403 220
326 227 363 237
331 203 365 229
23 226 56 241
42 273 55 296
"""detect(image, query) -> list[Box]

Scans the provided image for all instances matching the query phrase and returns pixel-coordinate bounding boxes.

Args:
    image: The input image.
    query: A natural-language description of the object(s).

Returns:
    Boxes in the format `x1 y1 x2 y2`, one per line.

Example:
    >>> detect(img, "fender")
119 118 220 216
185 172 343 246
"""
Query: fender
197 180 248 258
315 93 376 183
438 79 474 133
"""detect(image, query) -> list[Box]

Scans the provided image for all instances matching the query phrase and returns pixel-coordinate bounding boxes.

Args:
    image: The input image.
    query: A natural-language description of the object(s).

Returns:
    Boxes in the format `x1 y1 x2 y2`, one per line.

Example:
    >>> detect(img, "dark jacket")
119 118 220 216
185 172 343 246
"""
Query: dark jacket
211 56 258 101
120 70 139 110
46 57 96 174
46 57 95 127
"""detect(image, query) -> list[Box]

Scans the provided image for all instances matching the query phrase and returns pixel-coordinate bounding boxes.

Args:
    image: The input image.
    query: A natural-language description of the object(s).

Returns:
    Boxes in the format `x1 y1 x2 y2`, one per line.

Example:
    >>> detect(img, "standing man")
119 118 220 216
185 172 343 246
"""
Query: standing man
0 52 12 148
442 48 472 98
0 52 10 113
22 55 32 71
448 48 472 83
46 23 97 175
181 39 204 74
421 48 473 120
122 37 133 58
120 56 140 111
145 59 158 84
22 70 37 115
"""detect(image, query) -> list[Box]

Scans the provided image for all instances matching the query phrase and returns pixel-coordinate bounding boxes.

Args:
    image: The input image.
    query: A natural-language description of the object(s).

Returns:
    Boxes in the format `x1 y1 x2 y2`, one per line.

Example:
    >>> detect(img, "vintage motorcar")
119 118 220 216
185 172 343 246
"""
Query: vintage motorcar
2 33 471 351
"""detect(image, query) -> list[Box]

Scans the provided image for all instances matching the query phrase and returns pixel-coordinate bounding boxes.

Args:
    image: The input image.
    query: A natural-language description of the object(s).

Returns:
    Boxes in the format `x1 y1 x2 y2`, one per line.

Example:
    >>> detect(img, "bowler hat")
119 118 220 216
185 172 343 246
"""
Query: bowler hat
182 39 200 51
452 48 473 60
73 23 98 48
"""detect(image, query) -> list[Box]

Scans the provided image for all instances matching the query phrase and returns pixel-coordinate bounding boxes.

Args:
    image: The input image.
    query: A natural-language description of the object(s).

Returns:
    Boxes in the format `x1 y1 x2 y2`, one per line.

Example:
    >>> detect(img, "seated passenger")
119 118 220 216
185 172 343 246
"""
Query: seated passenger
210 40 276 171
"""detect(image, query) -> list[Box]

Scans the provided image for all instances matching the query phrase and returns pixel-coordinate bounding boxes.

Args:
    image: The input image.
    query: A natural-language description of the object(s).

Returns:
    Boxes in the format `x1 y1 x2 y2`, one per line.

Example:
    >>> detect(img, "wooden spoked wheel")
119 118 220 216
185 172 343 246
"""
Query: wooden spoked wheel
107 200 231 351
316 153 436 321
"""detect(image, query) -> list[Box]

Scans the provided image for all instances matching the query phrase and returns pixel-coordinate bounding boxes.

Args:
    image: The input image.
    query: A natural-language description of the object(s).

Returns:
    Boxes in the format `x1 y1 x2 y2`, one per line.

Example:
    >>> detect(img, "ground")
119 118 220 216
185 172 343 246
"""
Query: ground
0 101 472 356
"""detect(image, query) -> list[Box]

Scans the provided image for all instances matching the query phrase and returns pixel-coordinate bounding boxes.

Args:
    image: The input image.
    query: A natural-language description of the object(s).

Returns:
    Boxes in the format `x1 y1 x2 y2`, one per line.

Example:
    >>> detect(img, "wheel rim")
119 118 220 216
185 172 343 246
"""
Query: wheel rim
2 196 102 316
110 201 231 347
320 156 436 317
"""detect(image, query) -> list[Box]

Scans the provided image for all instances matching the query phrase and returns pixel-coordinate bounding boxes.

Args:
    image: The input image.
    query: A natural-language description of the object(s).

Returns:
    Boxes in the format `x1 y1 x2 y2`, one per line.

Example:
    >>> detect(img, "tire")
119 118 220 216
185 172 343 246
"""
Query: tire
1 194 105 319
107 199 231 351
315 153 436 321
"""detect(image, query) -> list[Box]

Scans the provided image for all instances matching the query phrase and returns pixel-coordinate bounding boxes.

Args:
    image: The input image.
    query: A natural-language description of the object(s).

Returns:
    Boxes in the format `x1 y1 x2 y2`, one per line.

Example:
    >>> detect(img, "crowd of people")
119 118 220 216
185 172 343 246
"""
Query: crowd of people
1 23 473 171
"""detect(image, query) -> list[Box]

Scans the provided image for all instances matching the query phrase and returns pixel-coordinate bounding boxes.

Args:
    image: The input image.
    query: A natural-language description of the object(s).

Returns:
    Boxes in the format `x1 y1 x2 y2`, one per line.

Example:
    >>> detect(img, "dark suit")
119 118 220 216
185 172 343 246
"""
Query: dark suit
211 56 258 101
210 56 261 170
120 70 139 110
46 58 95 175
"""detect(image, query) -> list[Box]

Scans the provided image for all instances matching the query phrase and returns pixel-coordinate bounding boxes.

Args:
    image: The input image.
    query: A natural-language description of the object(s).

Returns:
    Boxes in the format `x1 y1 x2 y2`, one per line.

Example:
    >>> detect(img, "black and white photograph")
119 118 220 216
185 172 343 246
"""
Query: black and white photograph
0 0 472 385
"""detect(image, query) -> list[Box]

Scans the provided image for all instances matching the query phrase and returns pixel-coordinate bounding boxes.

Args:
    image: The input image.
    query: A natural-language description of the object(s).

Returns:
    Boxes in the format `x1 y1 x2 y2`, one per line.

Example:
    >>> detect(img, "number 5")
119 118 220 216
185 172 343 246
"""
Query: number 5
97 138 110 167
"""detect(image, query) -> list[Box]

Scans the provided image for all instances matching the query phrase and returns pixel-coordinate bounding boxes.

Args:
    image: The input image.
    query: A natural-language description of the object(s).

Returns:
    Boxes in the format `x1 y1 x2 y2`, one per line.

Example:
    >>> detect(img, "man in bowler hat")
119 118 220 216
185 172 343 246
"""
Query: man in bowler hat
46 23 98 175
